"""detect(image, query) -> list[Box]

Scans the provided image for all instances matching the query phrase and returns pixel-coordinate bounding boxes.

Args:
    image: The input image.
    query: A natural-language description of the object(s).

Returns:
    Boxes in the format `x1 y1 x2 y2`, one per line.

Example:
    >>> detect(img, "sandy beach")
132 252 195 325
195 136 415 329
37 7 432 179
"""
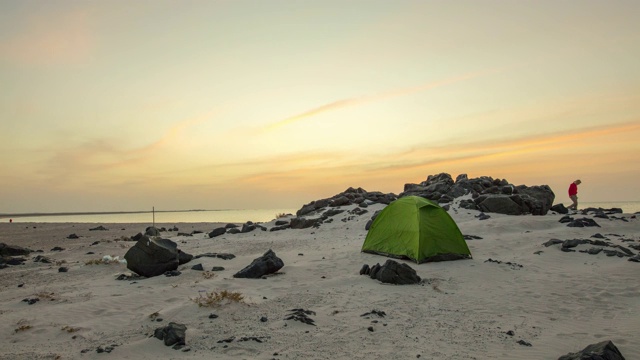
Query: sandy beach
0 203 638 359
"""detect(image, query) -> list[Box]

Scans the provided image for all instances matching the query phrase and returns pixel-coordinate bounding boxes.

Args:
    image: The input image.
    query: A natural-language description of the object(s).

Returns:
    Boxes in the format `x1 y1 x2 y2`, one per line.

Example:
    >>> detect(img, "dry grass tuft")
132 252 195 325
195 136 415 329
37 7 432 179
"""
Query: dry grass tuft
55 260 67 266
84 257 121 265
34 291 56 300
202 271 215 279
191 290 245 307
61 325 80 333
275 212 289 219
14 319 32 333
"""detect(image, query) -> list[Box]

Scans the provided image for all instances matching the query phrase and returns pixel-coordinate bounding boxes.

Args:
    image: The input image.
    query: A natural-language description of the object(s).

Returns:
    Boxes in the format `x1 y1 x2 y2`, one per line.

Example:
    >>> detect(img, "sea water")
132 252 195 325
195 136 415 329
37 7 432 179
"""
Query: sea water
580 201 640 214
1 209 297 224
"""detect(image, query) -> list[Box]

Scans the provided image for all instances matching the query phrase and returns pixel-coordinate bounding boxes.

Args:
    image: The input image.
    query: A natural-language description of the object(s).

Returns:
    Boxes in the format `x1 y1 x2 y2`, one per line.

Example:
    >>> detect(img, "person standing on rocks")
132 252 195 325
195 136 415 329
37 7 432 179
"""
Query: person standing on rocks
567 179 581 211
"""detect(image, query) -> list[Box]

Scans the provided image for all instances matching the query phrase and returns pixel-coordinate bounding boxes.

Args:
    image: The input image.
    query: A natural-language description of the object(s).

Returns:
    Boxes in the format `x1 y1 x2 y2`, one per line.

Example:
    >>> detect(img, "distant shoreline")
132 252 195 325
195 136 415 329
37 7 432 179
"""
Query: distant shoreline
0 209 212 219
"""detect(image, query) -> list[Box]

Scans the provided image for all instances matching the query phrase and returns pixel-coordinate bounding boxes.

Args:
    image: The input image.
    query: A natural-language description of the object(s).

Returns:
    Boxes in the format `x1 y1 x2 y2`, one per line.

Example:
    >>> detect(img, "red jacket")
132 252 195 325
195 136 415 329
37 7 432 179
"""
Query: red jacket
568 183 578 196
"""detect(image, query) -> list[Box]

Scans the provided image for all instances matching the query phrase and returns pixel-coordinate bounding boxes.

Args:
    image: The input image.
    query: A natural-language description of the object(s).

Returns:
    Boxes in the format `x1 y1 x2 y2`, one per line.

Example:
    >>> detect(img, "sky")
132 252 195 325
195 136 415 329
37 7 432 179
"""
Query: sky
1 0 639 213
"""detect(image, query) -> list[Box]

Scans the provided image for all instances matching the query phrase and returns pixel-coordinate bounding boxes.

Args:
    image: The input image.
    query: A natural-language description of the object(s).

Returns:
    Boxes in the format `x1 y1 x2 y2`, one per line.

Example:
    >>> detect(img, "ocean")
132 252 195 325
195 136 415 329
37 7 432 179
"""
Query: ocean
1 201 638 224
579 201 640 214
0 208 298 224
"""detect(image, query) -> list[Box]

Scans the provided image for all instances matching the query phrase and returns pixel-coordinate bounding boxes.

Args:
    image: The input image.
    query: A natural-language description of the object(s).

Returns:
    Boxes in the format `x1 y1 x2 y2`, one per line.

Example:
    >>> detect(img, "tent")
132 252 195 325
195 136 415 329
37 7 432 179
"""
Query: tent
362 196 471 263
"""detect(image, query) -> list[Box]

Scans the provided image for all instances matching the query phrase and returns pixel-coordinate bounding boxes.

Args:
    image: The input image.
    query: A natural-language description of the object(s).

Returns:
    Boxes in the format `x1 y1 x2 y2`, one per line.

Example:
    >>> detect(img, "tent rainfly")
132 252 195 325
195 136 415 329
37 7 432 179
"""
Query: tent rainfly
361 196 472 263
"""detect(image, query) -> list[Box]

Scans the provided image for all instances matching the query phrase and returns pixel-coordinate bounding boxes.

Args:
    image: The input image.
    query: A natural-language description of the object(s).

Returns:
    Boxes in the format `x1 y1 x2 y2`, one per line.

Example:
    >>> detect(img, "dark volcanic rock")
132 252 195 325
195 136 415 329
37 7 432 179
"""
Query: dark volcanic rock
241 223 256 233
154 322 187 347
67 233 79 239
145 227 161 236
296 187 397 217
89 225 108 231
567 218 601 228
542 238 563 247
559 215 573 223
290 217 322 229
233 249 284 279
5 257 26 265
359 264 371 275
477 196 523 215
557 340 625 360
0 243 33 257
400 173 554 215
562 239 589 249
551 203 569 214
369 259 421 285
124 236 192 277
208 227 226 238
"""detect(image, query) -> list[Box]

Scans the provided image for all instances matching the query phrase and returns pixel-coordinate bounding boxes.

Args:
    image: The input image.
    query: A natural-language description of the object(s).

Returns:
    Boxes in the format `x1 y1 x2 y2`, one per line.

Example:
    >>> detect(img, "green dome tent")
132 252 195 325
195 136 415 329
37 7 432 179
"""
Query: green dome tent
362 196 471 263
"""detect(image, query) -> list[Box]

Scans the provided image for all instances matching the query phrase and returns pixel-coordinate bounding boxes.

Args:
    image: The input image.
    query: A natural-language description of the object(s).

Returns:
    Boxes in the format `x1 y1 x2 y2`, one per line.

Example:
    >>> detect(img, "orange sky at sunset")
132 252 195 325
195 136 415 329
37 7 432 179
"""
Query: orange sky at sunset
1 1 639 213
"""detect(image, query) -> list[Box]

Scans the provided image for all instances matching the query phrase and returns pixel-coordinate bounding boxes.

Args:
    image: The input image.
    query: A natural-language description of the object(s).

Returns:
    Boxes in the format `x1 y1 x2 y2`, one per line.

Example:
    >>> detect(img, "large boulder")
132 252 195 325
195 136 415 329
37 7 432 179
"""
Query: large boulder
551 203 569 214
557 340 625 360
369 259 421 285
233 249 284 279
0 243 32 257
208 227 226 238
154 322 187 347
516 185 555 215
124 236 192 277
476 196 523 215
145 226 161 237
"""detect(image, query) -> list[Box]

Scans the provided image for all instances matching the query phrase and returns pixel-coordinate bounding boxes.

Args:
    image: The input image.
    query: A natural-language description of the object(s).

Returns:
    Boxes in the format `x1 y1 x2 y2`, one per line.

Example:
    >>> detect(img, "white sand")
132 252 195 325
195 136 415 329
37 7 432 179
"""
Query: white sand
0 204 638 359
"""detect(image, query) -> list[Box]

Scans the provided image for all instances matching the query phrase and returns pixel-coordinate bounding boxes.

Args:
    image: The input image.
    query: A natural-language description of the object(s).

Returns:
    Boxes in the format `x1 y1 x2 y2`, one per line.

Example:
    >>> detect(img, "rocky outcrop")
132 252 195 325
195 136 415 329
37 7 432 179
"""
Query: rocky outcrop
296 187 397 217
400 173 555 215
124 236 193 277
294 173 555 218
233 249 284 279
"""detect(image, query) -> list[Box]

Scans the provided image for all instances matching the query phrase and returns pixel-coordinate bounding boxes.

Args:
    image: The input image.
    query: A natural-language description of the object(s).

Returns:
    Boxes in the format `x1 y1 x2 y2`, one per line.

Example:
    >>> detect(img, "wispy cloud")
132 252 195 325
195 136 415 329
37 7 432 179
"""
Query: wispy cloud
264 66 508 131
244 119 640 193
38 112 215 187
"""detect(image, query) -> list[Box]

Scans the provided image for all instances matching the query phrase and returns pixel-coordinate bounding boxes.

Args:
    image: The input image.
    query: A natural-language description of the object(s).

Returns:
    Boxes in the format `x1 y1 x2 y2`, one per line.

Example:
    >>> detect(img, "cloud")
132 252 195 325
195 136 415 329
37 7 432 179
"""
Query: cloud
264 66 508 131
0 9 95 66
37 112 215 188
239 119 640 195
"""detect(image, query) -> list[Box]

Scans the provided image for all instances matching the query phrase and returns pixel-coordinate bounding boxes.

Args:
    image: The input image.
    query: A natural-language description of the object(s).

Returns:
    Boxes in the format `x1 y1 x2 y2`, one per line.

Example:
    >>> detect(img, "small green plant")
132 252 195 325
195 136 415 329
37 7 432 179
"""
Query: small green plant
191 290 245 307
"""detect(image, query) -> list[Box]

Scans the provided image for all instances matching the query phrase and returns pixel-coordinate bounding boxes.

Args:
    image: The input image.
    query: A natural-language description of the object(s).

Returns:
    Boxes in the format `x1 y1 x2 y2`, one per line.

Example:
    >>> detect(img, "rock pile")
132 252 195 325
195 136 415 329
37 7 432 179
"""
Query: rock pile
400 173 555 215
293 173 556 218
296 187 397 217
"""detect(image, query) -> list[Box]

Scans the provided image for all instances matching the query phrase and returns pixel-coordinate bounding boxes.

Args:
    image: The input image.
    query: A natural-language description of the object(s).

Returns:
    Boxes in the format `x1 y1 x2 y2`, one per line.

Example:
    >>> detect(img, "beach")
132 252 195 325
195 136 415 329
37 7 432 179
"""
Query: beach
0 204 638 359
